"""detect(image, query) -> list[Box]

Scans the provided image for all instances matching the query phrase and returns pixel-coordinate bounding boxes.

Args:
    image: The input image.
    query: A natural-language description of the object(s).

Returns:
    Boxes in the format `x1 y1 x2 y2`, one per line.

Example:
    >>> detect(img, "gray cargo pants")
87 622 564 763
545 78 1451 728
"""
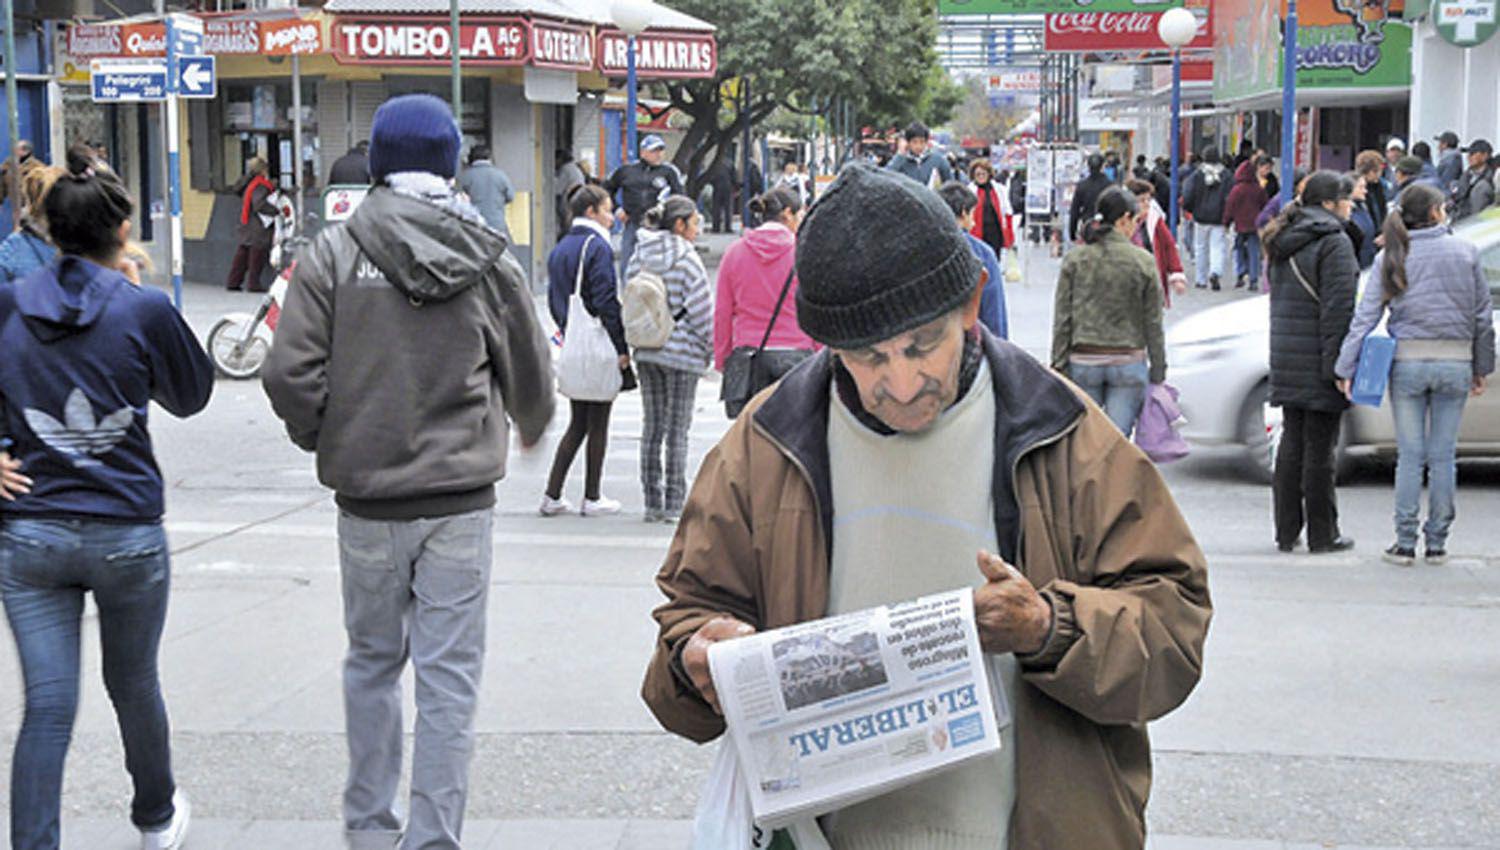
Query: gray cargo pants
337 507 493 850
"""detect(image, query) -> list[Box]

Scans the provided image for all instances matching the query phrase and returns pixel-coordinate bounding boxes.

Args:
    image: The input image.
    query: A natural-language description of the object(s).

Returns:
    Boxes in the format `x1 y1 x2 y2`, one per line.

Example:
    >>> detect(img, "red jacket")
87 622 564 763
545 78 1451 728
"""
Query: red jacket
1224 160 1269 234
970 181 1014 249
1133 200 1185 308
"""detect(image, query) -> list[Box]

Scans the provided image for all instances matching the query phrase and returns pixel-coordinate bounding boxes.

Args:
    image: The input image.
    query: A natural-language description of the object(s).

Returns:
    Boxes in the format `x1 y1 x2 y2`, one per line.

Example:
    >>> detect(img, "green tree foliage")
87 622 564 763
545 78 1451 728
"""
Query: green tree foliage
651 0 959 189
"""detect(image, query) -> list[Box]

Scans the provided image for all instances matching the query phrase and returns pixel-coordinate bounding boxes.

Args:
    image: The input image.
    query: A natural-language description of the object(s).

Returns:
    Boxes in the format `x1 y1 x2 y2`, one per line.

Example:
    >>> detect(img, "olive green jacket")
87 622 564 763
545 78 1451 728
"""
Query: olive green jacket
1051 230 1167 384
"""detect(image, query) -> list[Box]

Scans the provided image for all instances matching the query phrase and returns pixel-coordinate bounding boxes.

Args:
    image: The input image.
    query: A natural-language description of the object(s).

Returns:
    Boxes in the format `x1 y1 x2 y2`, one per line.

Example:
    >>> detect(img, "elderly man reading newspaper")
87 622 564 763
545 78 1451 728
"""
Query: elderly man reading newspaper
641 163 1212 850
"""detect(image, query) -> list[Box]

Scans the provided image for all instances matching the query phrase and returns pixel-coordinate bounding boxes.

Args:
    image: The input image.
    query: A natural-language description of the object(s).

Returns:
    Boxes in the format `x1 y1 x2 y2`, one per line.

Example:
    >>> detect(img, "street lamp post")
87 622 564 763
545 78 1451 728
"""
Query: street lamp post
1280 0 1298 203
1157 7 1197 233
611 0 654 164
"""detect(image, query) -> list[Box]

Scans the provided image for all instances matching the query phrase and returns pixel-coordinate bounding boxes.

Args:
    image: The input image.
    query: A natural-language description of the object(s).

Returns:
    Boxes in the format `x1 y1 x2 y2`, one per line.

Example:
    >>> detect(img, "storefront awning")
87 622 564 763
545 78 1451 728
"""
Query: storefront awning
322 0 715 32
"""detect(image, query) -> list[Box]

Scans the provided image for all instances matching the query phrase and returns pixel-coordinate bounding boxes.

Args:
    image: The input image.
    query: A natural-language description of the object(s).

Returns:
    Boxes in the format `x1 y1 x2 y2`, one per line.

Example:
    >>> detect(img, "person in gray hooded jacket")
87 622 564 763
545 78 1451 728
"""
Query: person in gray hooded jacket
1336 183 1495 566
263 94 553 850
626 195 713 522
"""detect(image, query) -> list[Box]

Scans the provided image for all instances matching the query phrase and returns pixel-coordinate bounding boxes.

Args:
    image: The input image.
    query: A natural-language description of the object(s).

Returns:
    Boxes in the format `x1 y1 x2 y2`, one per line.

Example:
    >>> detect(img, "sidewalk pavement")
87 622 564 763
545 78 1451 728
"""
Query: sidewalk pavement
52 818 1476 850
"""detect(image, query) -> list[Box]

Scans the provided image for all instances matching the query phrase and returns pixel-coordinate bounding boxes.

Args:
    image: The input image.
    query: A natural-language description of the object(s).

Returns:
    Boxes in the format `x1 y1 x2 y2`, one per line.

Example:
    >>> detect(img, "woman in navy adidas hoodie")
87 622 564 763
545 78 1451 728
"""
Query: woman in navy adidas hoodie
0 146 213 850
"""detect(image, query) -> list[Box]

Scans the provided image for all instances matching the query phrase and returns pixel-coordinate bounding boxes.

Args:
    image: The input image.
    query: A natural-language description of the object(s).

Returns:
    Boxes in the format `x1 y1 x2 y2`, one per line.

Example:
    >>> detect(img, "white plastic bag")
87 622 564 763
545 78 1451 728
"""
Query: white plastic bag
555 236 622 402
691 740 831 850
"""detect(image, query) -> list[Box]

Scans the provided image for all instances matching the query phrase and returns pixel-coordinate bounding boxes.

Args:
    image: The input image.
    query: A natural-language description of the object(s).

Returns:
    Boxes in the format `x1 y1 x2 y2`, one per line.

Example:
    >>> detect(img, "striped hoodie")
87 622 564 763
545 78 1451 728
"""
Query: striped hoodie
626 227 714 374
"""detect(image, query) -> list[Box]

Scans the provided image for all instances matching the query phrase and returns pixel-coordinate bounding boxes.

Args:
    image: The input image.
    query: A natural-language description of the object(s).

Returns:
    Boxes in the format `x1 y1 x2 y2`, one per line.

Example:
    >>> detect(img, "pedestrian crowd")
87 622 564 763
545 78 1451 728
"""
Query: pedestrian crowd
0 94 1492 850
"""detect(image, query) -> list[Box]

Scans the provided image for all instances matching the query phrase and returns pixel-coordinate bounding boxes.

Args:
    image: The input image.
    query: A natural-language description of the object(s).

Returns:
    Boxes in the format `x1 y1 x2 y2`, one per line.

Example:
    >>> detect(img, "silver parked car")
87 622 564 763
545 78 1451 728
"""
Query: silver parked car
1166 213 1500 481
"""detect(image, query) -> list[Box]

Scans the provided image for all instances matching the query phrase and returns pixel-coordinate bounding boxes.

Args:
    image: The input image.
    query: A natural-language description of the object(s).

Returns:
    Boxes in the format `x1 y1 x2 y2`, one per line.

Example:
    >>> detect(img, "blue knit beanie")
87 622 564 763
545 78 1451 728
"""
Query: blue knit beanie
368 94 461 182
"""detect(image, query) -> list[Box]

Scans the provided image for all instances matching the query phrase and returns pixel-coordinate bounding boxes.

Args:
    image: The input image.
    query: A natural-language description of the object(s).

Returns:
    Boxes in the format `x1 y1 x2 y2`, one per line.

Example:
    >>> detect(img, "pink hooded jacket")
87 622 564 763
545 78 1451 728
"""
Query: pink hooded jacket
713 223 817 371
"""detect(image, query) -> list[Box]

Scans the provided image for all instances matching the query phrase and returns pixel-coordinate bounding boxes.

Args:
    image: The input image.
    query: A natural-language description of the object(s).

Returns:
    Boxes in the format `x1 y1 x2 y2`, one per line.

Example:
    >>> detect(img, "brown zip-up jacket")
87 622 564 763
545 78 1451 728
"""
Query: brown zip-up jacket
642 334 1211 850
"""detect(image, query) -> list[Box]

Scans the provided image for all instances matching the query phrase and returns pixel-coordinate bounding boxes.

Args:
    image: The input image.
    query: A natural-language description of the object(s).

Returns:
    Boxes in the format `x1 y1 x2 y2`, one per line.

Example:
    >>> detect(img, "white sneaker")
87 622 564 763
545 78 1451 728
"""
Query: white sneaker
539 495 574 517
580 496 622 517
140 790 190 850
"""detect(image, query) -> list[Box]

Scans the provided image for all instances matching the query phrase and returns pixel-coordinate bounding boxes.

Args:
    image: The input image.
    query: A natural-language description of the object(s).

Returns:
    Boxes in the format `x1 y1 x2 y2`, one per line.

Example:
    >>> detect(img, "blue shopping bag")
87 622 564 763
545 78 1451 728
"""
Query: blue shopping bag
1350 333 1396 407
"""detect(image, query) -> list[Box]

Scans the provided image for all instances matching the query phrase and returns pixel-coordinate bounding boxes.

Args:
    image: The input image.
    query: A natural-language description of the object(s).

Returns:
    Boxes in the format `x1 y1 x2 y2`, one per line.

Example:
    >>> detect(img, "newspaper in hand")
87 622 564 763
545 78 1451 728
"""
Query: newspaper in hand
706 588 1002 829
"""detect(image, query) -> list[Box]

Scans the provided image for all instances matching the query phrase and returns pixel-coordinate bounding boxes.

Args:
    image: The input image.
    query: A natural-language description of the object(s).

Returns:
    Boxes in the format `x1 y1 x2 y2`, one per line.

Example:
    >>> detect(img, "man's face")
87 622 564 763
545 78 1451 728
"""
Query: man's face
1387 148 1402 166
835 310 973 434
908 137 929 158
642 147 665 166
1470 151 1488 170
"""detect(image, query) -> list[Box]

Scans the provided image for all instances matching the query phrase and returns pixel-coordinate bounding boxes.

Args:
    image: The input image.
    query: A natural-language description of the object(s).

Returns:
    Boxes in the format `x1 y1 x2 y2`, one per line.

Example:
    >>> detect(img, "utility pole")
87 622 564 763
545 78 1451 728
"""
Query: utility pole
5 0 24 232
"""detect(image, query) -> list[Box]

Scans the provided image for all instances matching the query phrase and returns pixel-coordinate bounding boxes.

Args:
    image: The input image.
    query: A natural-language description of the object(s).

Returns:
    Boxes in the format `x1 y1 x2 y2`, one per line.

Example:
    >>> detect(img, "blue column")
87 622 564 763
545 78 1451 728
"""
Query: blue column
625 34 638 164
1169 49 1182 232
1280 0 1298 203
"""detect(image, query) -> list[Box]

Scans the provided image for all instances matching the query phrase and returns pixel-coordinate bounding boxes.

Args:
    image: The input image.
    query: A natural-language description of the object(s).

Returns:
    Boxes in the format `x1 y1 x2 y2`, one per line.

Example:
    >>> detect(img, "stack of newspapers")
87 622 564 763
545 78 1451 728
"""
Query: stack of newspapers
707 588 1002 829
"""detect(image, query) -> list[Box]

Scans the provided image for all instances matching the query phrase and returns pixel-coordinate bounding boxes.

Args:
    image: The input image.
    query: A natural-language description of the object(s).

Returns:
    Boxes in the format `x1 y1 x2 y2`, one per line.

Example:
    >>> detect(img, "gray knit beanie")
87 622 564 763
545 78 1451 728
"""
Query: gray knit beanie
795 162 982 349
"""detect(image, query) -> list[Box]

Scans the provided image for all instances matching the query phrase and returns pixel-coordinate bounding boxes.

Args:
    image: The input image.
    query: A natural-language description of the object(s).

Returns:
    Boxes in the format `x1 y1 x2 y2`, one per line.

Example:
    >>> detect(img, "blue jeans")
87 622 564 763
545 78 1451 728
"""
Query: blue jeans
617 221 640 281
0 518 176 850
1234 231 1261 287
1194 223 1228 284
1390 360 1472 550
1068 360 1150 436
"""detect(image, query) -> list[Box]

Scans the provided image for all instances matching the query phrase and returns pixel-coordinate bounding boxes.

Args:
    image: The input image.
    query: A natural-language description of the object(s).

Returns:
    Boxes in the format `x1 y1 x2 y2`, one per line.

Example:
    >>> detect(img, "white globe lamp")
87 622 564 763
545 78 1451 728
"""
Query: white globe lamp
1157 7 1198 49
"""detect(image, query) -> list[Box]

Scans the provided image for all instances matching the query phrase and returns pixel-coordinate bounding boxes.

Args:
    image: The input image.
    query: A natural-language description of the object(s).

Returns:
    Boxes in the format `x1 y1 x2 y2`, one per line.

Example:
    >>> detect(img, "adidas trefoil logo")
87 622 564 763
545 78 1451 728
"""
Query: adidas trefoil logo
23 388 134 468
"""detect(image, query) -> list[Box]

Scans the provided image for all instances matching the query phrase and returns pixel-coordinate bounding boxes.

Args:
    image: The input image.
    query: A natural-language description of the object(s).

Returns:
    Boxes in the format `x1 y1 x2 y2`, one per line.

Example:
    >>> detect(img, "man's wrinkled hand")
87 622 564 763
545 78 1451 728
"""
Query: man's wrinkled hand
682 615 756 714
973 550 1051 656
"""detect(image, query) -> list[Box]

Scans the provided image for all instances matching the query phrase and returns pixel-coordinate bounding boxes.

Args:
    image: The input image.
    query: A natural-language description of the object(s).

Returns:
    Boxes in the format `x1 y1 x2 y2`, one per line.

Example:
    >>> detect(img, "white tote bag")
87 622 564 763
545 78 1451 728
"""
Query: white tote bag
555 236 622 402
691 740 831 850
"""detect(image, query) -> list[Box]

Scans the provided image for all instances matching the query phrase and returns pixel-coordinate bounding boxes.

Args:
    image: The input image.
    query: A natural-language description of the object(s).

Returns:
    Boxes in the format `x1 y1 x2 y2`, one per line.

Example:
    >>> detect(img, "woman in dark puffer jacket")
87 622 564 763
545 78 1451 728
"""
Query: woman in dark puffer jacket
1263 171 1359 555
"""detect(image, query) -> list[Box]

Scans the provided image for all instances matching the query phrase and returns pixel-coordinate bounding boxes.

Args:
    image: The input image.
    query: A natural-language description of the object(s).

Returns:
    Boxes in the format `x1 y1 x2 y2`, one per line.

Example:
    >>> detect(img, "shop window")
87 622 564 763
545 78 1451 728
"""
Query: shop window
215 78 319 192
385 77 489 152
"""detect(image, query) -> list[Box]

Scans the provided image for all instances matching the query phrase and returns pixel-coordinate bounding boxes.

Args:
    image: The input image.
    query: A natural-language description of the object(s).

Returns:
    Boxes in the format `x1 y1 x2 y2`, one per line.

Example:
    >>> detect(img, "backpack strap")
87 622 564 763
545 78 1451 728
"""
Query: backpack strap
757 266 797 354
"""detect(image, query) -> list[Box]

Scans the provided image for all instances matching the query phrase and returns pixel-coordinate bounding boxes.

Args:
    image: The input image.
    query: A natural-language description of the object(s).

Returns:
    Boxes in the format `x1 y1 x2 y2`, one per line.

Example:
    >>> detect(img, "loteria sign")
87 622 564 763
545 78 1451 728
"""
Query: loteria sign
1044 8 1213 50
529 20 594 71
332 16 528 65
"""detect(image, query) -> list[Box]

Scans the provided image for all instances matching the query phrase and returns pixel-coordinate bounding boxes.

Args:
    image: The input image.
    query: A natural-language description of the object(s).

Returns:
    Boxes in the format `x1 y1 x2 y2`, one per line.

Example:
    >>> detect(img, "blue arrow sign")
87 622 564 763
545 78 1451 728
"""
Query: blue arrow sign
90 61 168 103
176 55 217 99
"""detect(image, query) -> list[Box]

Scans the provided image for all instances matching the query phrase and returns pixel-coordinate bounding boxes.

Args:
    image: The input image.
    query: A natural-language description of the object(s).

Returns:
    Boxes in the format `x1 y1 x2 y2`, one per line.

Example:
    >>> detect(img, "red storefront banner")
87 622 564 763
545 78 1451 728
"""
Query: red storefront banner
530 19 594 71
1044 9 1214 51
332 16 529 65
68 18 323 57
68 23 165 58
597 30 717 78
256 19 325 55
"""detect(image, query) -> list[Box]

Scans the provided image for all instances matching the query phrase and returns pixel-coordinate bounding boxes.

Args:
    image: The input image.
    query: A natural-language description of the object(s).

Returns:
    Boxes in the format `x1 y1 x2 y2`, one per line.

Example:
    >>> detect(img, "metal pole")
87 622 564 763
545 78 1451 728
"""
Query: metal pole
450 0 462 126
292 53 304 228
1280 0 1297 203
3 0 21 232
625 34 638 164
1169 49 1182 232
740 77 751 228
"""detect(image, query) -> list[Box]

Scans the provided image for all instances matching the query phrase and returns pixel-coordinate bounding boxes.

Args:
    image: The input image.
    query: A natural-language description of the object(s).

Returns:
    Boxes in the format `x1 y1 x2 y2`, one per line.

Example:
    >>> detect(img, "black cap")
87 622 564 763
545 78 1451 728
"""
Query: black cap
1463 139 1493 155
1395 156 1424 176
795 163 981 350
1437 131 1460 148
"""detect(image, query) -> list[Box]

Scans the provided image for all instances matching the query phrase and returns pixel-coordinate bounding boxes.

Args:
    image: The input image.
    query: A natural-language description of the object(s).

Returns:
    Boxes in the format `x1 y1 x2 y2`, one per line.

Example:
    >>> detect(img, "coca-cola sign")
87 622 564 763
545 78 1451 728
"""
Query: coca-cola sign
1044 9 1213 51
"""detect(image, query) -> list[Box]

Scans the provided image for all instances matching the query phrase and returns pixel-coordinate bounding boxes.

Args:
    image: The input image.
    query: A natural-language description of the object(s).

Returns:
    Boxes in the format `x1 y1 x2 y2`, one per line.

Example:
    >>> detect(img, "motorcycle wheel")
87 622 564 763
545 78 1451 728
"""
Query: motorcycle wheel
207 317 270 380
